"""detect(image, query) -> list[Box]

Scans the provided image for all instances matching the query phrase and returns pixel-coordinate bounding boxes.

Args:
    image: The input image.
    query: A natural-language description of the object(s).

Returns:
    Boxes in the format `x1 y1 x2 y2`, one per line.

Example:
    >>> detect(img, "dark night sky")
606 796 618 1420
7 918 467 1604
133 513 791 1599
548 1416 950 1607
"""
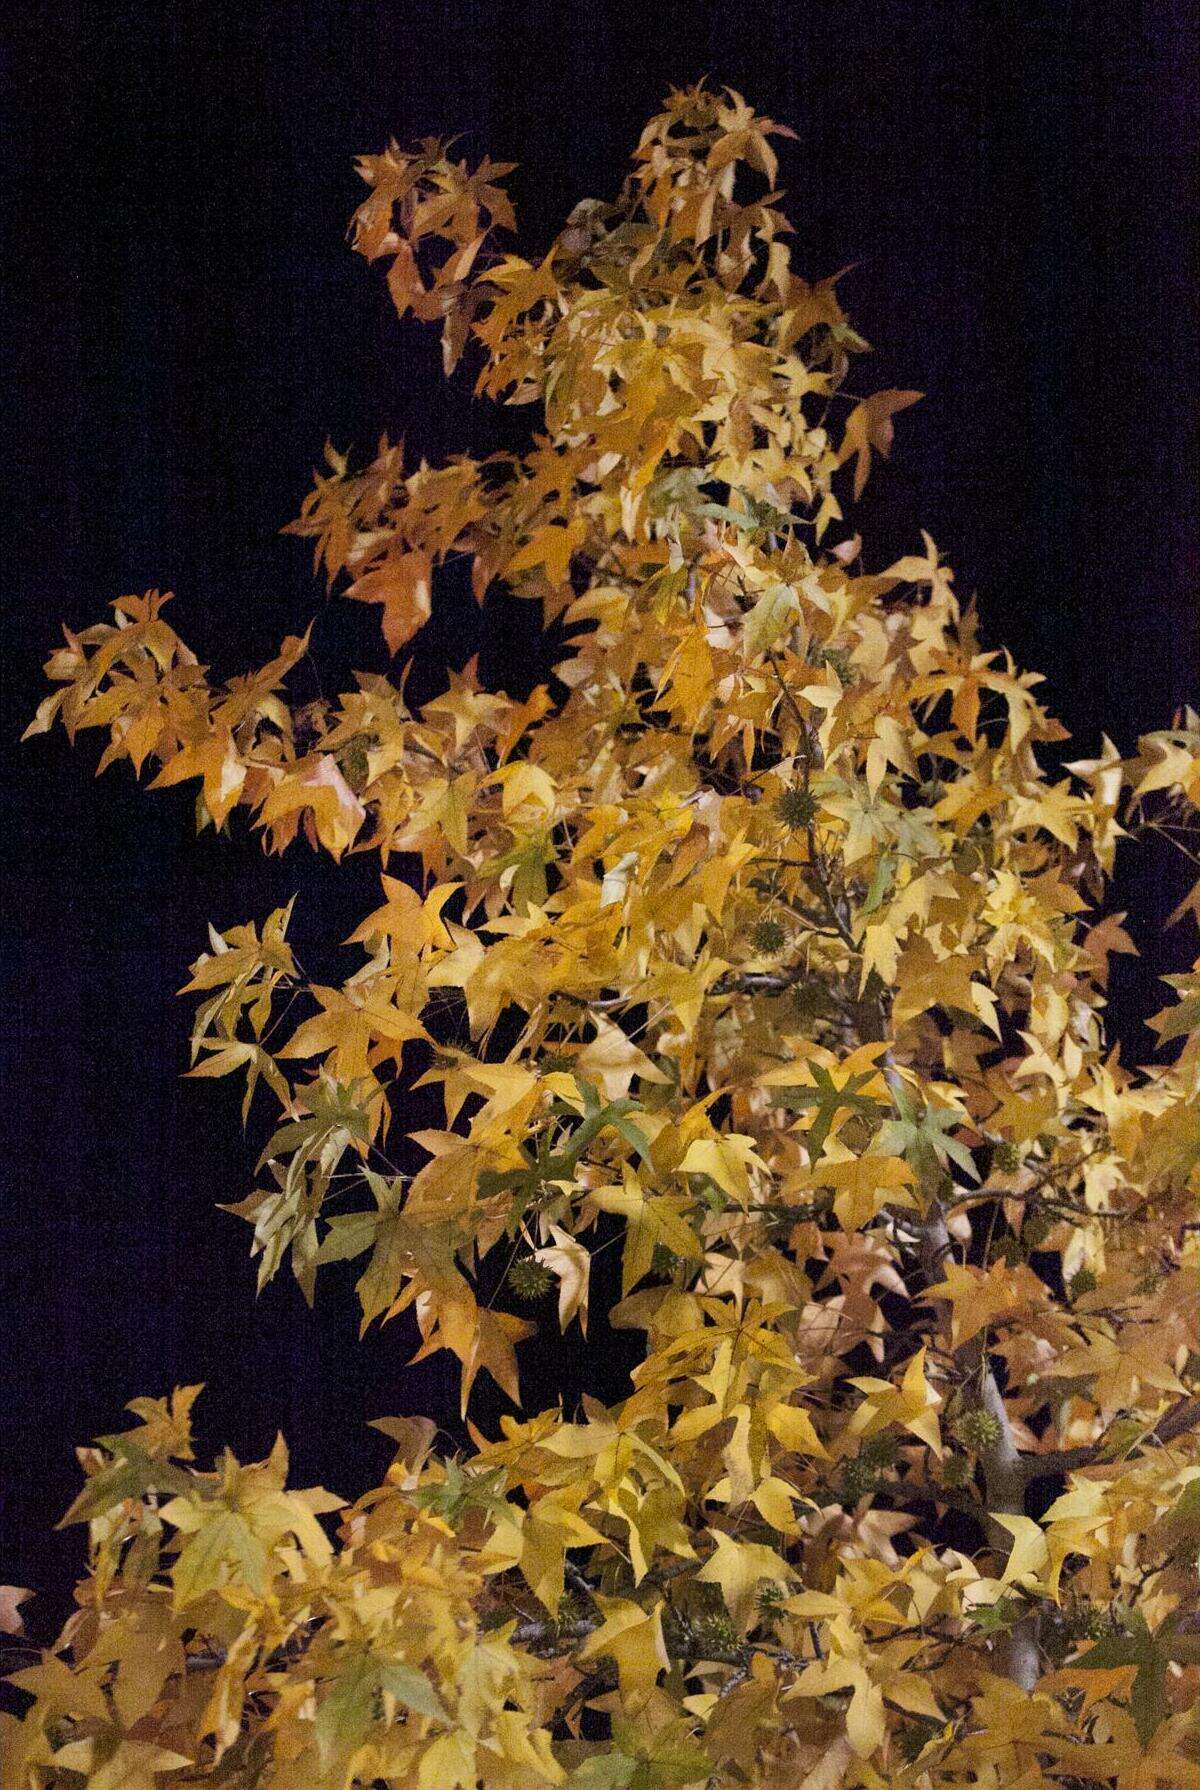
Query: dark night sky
2 0 1197 1633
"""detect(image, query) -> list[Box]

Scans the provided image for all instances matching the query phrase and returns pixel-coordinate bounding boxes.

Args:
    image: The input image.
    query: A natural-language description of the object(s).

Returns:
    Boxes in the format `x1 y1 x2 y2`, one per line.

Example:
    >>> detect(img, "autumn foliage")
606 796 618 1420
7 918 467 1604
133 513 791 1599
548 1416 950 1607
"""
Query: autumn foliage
10 84 1200 1788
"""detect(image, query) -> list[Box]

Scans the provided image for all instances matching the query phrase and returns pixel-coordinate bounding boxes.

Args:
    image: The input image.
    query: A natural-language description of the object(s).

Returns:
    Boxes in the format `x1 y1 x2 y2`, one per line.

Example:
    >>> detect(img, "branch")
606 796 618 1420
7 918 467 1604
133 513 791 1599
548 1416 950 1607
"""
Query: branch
711 962 813 997
511 1616 598 1654
1020 1395 1200 1484
884 1475 988 1523
915 1189 1038 1690
766 651 859 953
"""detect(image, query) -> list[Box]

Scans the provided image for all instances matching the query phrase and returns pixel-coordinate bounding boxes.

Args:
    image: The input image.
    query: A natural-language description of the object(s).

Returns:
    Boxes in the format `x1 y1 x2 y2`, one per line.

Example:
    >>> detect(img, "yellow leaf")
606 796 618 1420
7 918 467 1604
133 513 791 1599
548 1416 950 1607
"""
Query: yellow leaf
347 546 433 654
576 1595 668 1703
838 389 922 498
678 1133 767 1206
849 1346 942 1456
992 1513 1050 1590
52 1736 194 1789
697 1529 794 1631
744 582 801 658
533 1223 590 1334
811 1153 917 1233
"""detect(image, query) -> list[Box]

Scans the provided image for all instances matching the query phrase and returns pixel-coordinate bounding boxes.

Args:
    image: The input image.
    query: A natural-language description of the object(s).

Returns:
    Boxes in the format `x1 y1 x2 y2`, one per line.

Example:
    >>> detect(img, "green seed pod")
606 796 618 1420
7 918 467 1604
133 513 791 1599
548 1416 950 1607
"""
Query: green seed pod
953 1408 1002 1454
753 917 787 955
992 1140 1022 1174
897 1722 937 1763
1023 1212 1053 1248
508 1258 554 1302
1067 1267 1098 1302
941 1452 972 1489
841 1458 878 1503
1063 1601 1110 1642
696 1612 740 1654
339 740 371 792
776 786 818 829
861 1433 898 1468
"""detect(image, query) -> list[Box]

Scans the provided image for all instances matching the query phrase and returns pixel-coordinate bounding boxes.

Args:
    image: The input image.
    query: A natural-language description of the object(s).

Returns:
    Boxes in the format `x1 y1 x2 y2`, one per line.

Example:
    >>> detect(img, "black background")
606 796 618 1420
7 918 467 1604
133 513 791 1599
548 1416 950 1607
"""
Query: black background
3 0 1197 1635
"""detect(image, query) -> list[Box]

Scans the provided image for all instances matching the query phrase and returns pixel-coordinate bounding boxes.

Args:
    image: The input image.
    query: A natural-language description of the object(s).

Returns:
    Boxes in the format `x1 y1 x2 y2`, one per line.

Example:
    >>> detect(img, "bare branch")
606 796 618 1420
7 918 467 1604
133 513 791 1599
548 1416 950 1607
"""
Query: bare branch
1021 1395 1200 1484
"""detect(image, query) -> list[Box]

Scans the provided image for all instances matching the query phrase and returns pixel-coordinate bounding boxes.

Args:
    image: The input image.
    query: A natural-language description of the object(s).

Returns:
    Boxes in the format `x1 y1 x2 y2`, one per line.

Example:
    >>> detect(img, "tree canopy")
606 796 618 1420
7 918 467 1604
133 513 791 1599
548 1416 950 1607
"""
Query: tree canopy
9 82 1200 1789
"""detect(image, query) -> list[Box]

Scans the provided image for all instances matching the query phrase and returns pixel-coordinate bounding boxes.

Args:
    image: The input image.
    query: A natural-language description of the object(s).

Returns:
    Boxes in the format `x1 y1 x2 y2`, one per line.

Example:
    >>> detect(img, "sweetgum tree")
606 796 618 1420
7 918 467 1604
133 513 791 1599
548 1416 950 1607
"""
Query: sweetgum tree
9 84 1200 1788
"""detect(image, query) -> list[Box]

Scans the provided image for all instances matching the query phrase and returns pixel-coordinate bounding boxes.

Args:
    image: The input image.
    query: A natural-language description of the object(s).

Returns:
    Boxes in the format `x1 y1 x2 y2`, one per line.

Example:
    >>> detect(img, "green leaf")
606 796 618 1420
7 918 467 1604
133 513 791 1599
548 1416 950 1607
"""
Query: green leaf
57 1441 190 1528
374 1658 446 1721
315 1209 379 1264
743 583 801 658
862 851 896 916
568 1756 638 1790
172 1509 270 1606
315 1654 376 1767
1075 1614 1171 1746
876 1098 979 1183
780 1063 886 1161
316 1652 445 1767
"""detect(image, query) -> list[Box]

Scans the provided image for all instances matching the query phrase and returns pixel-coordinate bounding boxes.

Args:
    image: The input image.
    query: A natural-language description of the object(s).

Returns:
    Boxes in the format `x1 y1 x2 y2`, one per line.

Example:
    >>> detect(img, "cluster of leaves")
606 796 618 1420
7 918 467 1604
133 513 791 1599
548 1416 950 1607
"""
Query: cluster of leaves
10 82 1200 1788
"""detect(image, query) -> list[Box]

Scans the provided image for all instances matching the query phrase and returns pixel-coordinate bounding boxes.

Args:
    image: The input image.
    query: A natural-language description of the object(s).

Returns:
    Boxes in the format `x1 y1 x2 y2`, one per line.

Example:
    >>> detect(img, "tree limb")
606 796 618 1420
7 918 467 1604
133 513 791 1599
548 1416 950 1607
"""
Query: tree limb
1020 1395 1200 1484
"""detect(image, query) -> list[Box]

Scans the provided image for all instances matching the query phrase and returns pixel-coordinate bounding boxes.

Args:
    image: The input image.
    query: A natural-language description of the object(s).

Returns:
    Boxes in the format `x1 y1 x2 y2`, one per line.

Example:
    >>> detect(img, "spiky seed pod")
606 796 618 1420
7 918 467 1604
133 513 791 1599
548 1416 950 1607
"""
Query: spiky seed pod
1063 1602 1112 1642
821 647 852 684
992 1140 1022 1174
941 1451 972 1489
860 1433 898 1468
897 1722 938 1763
338 740 371 792
792 981 830 1021
776 786 818 829
1067 1267 1098 1301
695 1611 740 1655
841 1457 879 1503
507 1258 554 1301
753 917 786 955
1023 1212 1053 1248
650 1242 683 1278
953 1408 1002 1453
